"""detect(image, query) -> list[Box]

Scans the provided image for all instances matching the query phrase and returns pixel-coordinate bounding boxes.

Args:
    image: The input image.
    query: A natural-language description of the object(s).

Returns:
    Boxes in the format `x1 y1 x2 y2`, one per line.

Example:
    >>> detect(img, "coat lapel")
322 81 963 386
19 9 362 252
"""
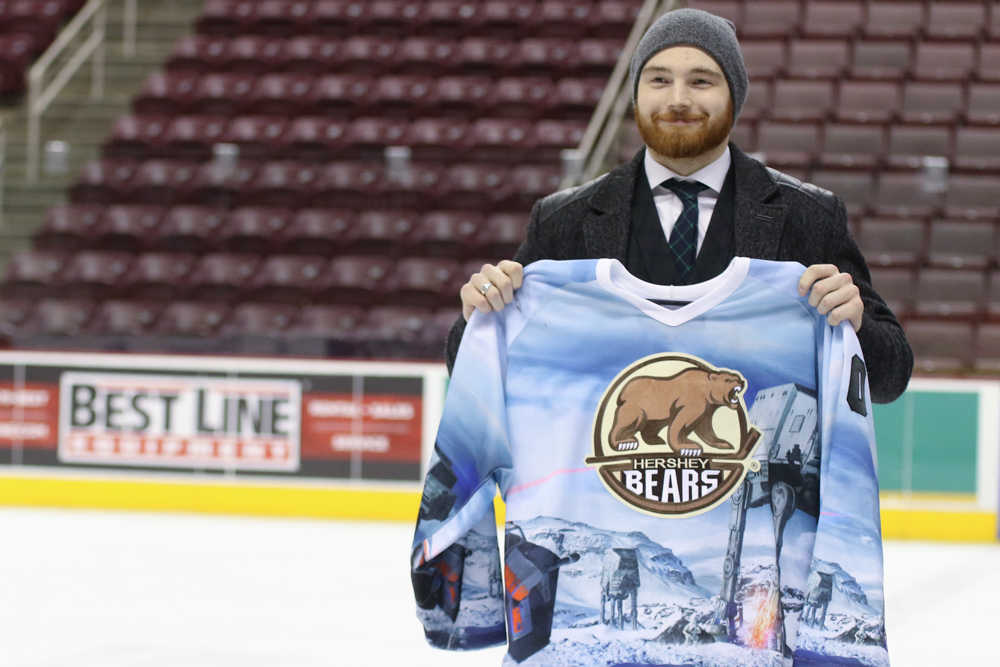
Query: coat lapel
582 150 644 262
731 144 785 261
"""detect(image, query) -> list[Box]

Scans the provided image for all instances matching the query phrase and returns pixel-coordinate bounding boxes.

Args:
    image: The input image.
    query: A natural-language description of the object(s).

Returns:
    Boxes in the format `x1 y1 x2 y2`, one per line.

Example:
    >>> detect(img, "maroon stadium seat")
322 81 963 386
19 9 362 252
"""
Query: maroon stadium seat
133 71 200 116
340 210 418 256
979 43 1000 83
468 118 537 163
162 116 229 162
953 127 1000 172
184 253 261 301
589 0 642 39
944 175 1000 220
801 0 864 39
912 43 976 82
218 206 294 254
282 36 343 74
819 123 887 169
506 165 562 211
245 161 321 207
154 301 231 336
279 116 350 162
906 319 974 372
440 163 510 210
222 115 289 160
492 77 554 120
189 161 258 209
976 323 1000 371
339 36 399 75
470 212 527 260
286 304 365 356
741 1 800 38
405 117 471 162
756 121 821 168
381 162 448 211
152 206 228 254
313 161 383 208
219 303 299 341
225 35 288 73
275 208 352 255
925 2 987 41
307 74 377 117
433 75 496 118
88 300 161 336
397 37 459 76
421 1 480 38
915 268 988 320
308 0 371 37
886 125 953 169
361 306 436 359
786 40 850 80
740 39 787 80
857 218 925 268
69 160 138 205
20 298 95 337
91 205 164 252
317 255 394 304
517 38 577 78
875 171 941 219
455 37 518 77
33 204 103 251
129 160 199 206
104 115 170 160
246 73 314 116
534 120 587 163
8 0 63 47
901 82 965 125
249 0 312 37
475 1 537 39
119 252 199 300
574 38 623 78
410 211 482 257
56 250 133 300
552 78 606 121
0 298 35 338
835 81 901 124
532 1 593 40
196 0 256 36
810 170 876 217
864 1 925 39
850 40 912 81
686 1 742 28
371 75 436 117
0 33 32 94
366 0 427 37
167 35 229 73
246 254 329 303
344 117 410 160
869 267 916 318
770 80 835 123
967 84 1000 126
192 72 256 116
386 257 464 307
928 220 997 271
1 250 68 299
740 79 772 123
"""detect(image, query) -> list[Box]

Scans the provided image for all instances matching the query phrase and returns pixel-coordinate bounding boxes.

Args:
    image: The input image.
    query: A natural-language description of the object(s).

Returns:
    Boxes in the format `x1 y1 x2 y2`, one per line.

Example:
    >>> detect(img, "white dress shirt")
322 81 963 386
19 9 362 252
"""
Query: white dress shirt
644 147 732 255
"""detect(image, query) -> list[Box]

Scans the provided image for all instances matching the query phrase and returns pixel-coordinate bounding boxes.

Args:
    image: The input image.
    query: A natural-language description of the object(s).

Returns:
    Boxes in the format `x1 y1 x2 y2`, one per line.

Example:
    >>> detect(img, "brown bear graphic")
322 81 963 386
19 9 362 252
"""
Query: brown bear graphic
609 368 745 456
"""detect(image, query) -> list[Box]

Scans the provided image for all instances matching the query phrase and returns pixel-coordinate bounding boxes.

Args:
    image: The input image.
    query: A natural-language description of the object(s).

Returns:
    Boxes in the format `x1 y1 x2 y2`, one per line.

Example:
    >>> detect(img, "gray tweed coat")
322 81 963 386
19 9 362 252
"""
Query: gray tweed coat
446 145 913 404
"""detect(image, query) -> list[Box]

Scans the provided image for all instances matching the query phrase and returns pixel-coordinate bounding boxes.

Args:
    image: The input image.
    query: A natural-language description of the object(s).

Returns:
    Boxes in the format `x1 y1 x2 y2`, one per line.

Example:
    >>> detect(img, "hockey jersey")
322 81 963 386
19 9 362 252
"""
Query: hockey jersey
412 258 889 667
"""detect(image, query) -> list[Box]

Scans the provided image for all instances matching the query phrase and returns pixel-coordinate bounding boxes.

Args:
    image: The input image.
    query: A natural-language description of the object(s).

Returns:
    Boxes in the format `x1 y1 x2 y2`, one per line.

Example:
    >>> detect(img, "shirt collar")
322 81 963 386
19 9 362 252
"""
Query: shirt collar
644 145 732 195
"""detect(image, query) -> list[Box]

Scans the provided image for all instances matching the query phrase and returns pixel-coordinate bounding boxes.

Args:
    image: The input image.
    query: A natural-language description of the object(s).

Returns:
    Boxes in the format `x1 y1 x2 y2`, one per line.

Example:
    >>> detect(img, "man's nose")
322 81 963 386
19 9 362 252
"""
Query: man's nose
664 84 693 108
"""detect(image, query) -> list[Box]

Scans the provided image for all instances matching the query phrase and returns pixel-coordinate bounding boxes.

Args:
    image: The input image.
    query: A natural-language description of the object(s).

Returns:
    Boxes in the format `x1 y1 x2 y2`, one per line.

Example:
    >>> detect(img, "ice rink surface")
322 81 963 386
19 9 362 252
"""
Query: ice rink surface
0 507 997 667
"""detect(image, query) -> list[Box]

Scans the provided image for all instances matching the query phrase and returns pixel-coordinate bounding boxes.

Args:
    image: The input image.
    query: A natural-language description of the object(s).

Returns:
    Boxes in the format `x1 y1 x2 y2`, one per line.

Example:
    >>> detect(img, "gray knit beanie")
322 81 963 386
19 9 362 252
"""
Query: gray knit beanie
629 8 748 125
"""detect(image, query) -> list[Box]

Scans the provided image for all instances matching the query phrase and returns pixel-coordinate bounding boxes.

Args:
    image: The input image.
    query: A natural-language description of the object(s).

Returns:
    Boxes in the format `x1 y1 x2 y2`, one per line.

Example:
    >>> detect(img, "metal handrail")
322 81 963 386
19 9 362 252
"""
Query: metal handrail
561 0 684 189
25 0 108 183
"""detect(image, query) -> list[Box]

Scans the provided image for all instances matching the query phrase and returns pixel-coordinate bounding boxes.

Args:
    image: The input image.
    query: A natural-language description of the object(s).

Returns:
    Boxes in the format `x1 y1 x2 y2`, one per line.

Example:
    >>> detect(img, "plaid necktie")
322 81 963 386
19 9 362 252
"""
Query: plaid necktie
662 178 707 283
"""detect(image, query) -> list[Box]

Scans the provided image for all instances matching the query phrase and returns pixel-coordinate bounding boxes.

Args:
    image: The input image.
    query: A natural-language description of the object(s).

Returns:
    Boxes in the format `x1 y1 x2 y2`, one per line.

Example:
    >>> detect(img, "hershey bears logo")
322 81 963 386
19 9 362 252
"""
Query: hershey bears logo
586 354 762 518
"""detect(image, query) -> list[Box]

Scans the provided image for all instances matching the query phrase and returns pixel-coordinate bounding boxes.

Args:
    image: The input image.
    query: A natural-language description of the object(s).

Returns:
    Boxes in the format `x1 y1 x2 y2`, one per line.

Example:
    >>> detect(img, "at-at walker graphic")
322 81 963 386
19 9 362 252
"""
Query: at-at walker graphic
708 383 822 655
600 548 641 630
802 570 834 630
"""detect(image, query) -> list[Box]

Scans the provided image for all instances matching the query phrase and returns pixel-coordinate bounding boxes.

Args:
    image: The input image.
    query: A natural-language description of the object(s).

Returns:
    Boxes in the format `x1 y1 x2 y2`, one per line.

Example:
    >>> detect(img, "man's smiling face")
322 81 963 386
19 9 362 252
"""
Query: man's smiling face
634 46 734 162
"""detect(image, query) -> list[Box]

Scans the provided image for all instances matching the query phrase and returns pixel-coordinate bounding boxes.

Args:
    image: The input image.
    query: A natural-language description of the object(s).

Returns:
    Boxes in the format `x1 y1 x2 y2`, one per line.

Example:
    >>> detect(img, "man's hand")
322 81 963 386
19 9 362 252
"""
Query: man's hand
461 260 524 321
798 264 863 332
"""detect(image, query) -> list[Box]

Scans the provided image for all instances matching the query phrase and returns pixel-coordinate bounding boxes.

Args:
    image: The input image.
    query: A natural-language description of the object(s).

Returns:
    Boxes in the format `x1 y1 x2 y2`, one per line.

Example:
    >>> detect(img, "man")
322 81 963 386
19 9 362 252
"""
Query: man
448 8 912 404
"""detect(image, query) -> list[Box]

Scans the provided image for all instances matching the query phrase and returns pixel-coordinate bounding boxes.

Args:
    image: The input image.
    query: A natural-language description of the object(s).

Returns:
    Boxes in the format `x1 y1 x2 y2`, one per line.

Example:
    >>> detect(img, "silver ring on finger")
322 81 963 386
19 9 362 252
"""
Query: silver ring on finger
479 282 493 296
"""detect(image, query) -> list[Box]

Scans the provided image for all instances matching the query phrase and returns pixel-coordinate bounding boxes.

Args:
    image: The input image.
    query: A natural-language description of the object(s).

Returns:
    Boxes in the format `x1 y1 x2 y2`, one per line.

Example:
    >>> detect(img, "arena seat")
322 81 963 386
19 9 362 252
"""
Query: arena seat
906 319 975 372
456 38 518 77
222 115 290 160
339 36 399 75
850 40 912 81
119 252 199 300
134 71 200 116
219 303 300 343
470 212 528 259
192 72 256 116
875 171 941 219
317 255 394 305
339 210 418 256
280 116 350 162
153 301 231 337
770 79 835 122
740 39 787 80
312 161 383 209
944 175 1000 220
386 257 464 307
308 0 371 37
405 117 471 162
475 1 537 40
249 0 312 38
152 206 228 254
756 121 820 169
492 77 554 119
869 266 916 318
534 119 587 163
927 221 997 271
189 161 258 209
966 84 1000 126
468 118 537 163
517 38 577 78
20 298 95 337
740 1 801 39
819 123 887 169
440 163 510 211
864 1 926 39
226 35 288 73
104 115 170 160
686 1 743 28
246 254 330 303
835 81 902 124
857 218 925 269
33 204 104 251
307 74 377 117
924 2 987 41
552 78 606 121
282 36 343 74
381 162 448 211
162 115 228 161
0 250 68 299
914 268 988 320
183 252 261 301
953 127 1000 172
196 0 256 37
739 79 772 123
247 72 315 116
91 205 164 252
167 35 229 73
129 160 199 206
55 250 133 300
786 40 850 81
810 169 876 217
409 211 482 258
275 208 352 255
397 37 459 76
912 42 977 82
800 0 864 39
575 38 623 78
978 43 1000 84
590 1 643 40
371 75 436 117
885 125 952 169
218 206 294 255
88 299 161 336
70 160 138 205
245 161 321 207
433 75 496 117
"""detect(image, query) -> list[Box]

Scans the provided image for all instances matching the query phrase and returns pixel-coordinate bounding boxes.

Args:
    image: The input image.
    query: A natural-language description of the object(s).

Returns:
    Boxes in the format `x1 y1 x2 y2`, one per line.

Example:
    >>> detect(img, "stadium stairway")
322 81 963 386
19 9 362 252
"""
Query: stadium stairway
0 0 205 275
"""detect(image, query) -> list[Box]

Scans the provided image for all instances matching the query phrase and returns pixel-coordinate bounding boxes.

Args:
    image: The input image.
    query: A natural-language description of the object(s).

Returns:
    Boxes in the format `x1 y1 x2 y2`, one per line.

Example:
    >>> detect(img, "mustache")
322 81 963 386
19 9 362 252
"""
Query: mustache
651 111 709 123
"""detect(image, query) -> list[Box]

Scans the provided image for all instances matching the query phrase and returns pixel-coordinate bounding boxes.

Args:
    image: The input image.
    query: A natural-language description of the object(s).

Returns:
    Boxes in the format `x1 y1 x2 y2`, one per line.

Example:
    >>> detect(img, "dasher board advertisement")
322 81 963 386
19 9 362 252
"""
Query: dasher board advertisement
0 352 447 483
58 373 302 472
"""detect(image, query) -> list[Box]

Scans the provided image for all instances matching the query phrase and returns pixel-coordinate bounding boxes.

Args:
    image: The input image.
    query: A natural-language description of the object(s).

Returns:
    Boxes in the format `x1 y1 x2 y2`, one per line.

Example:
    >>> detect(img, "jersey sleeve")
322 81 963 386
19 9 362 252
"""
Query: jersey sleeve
792 321 890 667
411 308 513 651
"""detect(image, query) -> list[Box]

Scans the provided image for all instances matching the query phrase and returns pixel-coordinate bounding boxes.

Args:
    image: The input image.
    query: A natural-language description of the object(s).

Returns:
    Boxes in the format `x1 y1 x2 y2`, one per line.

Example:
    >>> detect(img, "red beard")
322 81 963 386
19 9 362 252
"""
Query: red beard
635 103 734 159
